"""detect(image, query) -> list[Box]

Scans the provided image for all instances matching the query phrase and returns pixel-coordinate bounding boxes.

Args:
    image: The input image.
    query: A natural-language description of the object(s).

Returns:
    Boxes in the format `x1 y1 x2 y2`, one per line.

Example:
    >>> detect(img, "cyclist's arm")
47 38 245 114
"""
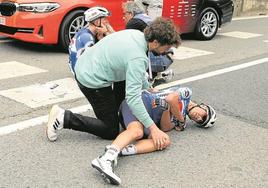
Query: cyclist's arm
165 92 185 122
160 109 175 132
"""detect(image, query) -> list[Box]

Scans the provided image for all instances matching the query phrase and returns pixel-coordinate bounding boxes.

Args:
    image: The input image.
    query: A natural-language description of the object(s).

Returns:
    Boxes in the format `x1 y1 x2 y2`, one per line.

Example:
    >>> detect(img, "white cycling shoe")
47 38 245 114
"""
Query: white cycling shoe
91 157 121 185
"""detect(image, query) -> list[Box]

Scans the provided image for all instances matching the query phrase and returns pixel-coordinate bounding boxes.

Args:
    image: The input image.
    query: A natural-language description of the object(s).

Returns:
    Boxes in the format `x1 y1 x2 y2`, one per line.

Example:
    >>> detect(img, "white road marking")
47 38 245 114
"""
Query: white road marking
173 47 214 60
156 57 268 90
264 40 268 43
1 57 268 136
0 61 47 80
0 105 92 136
218 31 262 39
0 78 84 108
232 15 268 21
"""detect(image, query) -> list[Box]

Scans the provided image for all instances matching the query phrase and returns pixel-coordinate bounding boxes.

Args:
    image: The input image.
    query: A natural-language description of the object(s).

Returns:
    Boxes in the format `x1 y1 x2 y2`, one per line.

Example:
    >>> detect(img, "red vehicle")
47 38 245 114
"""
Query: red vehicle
0 0 233 50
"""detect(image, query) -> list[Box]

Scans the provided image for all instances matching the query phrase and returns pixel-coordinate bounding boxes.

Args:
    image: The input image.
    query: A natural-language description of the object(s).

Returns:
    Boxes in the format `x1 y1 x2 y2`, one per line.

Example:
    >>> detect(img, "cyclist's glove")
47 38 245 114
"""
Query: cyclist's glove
152 98 169 110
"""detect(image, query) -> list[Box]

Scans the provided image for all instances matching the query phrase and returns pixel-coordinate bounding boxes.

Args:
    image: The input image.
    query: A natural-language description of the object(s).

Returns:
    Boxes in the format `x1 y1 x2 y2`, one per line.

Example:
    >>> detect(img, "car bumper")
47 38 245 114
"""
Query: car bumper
0 11 62 44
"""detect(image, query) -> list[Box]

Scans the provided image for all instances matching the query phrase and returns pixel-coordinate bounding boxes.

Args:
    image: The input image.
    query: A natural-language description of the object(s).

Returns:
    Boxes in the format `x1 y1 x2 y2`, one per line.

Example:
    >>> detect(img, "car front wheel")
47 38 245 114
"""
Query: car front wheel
195 7 219 40
58 9 86 51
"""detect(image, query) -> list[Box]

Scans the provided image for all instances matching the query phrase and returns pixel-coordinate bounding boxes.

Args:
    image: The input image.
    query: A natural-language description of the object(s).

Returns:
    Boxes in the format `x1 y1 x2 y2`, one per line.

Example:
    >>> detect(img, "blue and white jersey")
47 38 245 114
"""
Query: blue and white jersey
121 86 192 129
148 86 192 117
149 49 174 73
68 28 96 74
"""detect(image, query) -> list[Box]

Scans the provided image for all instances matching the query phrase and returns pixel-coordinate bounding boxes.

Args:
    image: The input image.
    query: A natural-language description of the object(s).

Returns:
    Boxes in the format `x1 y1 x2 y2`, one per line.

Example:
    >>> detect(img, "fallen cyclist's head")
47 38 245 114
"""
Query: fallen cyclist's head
187 103 217 128
144 17 181 55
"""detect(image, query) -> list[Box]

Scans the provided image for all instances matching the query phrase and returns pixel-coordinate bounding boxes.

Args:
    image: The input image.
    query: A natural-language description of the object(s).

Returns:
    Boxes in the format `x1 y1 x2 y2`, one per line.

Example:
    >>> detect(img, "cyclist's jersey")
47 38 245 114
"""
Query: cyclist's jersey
141 91 165 126
142 86 192 126
120 86 192 132
68 28 96 74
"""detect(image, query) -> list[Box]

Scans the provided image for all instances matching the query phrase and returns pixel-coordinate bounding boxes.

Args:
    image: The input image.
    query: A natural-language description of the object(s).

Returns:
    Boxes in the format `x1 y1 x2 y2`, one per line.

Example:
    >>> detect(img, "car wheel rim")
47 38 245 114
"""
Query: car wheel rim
200 11 217 38
68 16 86 41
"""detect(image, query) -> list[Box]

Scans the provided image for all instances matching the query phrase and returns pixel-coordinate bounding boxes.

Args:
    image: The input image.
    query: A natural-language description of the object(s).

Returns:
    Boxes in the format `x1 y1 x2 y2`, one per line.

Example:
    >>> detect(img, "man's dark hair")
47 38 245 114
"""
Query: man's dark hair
144 17 181 47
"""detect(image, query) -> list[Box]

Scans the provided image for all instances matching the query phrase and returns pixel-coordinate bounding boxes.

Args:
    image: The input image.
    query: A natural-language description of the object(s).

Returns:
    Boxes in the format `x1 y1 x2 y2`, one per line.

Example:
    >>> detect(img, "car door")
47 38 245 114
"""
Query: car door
162 0 202 34
98 0 125 31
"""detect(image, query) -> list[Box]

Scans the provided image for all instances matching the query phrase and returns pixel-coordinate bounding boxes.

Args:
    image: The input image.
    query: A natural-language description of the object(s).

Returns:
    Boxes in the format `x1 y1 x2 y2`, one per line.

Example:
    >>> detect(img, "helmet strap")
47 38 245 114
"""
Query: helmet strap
92 17 102 27
187 104 208 124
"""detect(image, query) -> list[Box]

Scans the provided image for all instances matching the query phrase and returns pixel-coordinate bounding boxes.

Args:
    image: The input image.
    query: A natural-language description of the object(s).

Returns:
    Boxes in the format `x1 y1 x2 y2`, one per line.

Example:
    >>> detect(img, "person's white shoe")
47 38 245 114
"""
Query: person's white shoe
91 157 121 185
46 105 64 142
160 69 174 82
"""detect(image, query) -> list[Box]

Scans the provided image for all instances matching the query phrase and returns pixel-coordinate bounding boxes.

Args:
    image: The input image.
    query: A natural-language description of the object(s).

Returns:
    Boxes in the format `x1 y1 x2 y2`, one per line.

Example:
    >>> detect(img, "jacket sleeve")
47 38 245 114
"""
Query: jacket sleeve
125 58 154 128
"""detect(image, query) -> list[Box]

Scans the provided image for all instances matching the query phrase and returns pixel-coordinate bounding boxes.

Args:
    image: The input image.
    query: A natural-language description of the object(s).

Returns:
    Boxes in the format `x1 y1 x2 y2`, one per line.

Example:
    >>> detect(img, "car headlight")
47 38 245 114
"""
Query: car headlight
18 3 60 13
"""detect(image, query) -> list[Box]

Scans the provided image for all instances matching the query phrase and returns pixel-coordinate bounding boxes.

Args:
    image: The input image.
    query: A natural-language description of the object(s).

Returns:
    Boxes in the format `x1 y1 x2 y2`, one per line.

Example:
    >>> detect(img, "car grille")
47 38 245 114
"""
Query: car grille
0 25 34 35
0 2 17 16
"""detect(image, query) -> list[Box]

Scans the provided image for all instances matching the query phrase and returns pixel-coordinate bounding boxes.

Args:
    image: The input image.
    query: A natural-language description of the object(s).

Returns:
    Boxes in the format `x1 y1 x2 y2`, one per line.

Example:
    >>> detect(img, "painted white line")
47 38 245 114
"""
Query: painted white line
156 57 268 90
0 78 84 108
0 104 92 136
264 40 268 43
173 47 214 60
1 57 268 136
232 15 268 21
0 61 47 80
218 31 262 39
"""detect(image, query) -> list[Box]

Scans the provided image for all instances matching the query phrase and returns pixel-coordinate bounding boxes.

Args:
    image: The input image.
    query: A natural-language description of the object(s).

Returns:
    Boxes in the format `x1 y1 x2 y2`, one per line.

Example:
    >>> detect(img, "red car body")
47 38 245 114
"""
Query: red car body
0 0 125 46
0 0 233 49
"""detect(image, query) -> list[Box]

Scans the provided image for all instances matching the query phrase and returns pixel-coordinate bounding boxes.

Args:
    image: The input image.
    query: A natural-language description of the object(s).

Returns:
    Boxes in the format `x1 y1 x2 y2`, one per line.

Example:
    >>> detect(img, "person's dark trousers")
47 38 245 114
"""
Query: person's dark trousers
64 80 125 140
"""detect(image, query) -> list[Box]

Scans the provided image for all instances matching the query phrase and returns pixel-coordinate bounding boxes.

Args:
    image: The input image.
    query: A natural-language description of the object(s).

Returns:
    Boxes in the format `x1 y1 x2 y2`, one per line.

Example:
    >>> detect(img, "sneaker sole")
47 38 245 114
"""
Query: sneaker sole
91 159 121 185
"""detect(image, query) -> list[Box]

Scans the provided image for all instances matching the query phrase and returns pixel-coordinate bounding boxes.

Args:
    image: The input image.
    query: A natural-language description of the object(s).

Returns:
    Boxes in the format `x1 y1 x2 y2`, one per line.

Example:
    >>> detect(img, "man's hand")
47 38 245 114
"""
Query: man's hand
147 87 159 93
149 124 169 150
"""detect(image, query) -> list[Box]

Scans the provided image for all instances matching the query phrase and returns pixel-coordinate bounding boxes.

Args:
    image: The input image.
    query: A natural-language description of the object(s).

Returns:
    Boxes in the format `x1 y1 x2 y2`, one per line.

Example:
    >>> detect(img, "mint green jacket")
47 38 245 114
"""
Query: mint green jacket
75 30 154 128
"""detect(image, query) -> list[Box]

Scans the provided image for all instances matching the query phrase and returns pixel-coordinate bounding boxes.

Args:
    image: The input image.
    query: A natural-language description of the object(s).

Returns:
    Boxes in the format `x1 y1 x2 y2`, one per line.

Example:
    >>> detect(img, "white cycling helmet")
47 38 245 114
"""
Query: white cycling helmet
84 6 111 23
188 103 217 128
198 103 217 128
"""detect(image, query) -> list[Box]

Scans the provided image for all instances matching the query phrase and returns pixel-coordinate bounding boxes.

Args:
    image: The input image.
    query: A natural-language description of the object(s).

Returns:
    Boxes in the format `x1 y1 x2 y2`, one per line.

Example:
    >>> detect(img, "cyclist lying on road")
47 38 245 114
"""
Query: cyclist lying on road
91 86 217 185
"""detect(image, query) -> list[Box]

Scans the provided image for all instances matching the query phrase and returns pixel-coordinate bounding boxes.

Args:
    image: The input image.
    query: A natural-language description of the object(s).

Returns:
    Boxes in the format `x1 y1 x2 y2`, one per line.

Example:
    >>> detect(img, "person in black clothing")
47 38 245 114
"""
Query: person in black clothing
123 0 152 32
123 0 175 86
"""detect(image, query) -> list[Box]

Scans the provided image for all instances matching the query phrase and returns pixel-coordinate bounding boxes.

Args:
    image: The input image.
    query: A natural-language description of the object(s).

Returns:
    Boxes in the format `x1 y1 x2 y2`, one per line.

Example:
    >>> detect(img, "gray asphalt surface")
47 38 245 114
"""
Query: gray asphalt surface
0 16 267 187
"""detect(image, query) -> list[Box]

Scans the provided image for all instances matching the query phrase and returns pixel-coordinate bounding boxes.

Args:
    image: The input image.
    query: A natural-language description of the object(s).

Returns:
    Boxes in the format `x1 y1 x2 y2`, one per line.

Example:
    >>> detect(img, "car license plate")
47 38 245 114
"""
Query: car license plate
0 17 6 25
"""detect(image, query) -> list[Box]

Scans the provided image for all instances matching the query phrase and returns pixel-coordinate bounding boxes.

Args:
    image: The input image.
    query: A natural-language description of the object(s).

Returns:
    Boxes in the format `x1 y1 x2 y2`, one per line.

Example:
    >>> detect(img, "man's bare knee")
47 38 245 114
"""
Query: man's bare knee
127 122 144 140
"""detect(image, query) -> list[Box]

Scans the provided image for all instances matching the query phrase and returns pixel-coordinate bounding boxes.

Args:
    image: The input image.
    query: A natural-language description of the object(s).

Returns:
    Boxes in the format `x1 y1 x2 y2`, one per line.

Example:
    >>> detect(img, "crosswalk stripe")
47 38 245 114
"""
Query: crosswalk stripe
232 15 268 21
0 61 47 80
0 78 84 108
173 47 214 60
218 31 262 39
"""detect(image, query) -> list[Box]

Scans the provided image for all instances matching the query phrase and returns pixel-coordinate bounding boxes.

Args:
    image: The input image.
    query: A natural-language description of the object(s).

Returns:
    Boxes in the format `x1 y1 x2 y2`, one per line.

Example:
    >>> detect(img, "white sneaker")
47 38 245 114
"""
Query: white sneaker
160 69 174 82
91 157 121 185
46 105 64 142
104 145 118 166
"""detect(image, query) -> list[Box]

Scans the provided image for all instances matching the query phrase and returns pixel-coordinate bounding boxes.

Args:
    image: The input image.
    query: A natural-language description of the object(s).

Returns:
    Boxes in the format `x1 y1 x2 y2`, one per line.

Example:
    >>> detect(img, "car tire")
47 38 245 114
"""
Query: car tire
58 9 86 51
195 7 219 40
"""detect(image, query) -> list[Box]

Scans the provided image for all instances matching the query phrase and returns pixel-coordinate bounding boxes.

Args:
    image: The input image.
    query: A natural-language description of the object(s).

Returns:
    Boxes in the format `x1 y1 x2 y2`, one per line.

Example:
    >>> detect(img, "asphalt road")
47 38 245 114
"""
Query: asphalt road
0 15 267 187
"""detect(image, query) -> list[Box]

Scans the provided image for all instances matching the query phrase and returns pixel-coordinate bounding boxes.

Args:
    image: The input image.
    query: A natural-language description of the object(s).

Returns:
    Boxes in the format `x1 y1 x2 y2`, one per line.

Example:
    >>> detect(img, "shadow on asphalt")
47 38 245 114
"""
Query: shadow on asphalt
0 37 67 54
